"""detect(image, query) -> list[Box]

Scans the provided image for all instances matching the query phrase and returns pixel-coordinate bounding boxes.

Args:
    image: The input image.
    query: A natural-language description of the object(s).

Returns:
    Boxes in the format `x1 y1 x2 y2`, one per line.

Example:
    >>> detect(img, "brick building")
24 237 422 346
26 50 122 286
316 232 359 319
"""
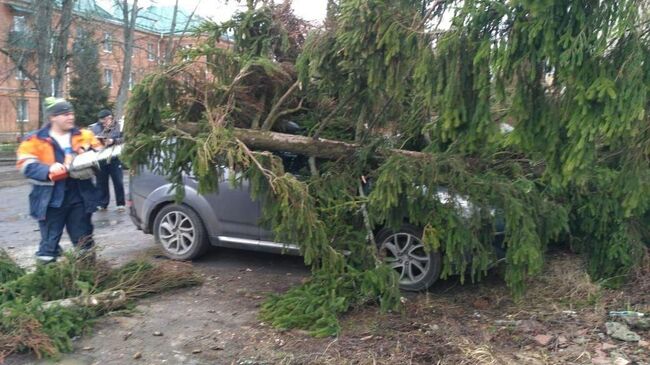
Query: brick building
0 0 217 142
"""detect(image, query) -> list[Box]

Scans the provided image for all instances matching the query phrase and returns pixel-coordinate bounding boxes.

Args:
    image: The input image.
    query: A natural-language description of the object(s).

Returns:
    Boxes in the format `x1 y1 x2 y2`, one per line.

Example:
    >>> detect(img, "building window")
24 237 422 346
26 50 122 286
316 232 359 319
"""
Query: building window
17 99 28 122
103 32 112 52
12 16 26 32
103 69 113 88
129 72 135 90
16 69 28 80
147 43 155 61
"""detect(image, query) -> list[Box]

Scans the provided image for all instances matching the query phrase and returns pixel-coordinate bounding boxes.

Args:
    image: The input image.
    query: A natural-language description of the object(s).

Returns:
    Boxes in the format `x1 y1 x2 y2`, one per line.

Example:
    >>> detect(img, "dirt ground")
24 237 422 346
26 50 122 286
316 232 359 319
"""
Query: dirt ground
1 173 649 365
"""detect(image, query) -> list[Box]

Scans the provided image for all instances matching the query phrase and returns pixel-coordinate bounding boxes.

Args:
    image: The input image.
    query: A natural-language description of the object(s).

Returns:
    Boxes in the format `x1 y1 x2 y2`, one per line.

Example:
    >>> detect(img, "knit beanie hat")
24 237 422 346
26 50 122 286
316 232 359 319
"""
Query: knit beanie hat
45 97 74 117
97 109 113 119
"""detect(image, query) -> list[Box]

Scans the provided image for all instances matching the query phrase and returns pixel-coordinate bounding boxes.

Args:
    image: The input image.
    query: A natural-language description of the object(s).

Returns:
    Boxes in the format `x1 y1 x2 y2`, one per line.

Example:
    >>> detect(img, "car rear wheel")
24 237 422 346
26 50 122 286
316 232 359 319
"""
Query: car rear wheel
153 204 208 260
376 224 442 291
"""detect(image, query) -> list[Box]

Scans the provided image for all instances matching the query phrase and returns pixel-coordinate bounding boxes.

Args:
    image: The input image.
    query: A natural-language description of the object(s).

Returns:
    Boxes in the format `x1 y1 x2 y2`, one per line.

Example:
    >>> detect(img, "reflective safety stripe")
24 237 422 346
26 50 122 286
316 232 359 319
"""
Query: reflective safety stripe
18 158 39 174
17 153 38 160
28 178 54 186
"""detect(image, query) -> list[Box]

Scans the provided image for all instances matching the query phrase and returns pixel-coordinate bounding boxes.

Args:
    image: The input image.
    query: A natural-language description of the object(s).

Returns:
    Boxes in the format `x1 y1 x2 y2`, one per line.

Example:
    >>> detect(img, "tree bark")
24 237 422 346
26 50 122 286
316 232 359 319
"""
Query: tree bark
34 1 54 125
238 130 429 159
114 0 139 121
163 1 200 64
261 80 300 131
41 290 127 310
177 124 428 160
163 0 179 65
53 0 75 98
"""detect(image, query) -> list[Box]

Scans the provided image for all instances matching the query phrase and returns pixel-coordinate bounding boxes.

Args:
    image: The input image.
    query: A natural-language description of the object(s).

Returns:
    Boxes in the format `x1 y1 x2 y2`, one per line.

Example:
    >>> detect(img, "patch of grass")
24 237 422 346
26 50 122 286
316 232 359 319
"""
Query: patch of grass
457 340 501 365
603 248 650 313
520 253 602 310
0 143 18 153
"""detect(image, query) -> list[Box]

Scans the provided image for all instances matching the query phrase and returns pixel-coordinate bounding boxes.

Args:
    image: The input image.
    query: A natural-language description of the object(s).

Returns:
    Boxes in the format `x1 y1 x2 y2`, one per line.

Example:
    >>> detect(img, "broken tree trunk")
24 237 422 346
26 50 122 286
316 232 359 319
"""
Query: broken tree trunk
177 124 429 160
235 128 429 159
41 290 127 311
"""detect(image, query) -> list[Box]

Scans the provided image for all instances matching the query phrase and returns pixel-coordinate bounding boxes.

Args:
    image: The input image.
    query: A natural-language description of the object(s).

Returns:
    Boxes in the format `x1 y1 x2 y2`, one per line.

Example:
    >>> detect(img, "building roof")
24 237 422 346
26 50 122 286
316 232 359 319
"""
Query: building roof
6 1 204 36
72 0 113 19
128 5 205 34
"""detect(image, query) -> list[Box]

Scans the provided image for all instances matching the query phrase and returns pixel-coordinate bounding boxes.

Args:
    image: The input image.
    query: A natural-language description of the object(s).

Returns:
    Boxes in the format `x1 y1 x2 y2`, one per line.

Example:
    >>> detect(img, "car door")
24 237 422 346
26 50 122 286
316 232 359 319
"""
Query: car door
203 168 262 240
259 152 309 242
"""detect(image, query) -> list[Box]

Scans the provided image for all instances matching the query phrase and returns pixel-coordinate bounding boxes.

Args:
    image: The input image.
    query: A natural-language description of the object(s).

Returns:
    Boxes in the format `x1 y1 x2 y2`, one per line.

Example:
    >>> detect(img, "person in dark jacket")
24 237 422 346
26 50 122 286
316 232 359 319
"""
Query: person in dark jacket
16 97 103 264
90 109 125 211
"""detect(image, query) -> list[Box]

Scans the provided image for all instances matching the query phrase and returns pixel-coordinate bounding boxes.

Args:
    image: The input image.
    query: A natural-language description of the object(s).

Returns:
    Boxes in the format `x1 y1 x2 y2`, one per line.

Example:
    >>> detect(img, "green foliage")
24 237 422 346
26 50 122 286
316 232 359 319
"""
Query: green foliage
68 27 111 127
197 3 305 62
568 172 648 286
1 299 94 357
0 256 200 359
368 154 568 293
261 265 400 337
123 0 649 336
0 250 24 284
123 77 399 335
0 253 96 303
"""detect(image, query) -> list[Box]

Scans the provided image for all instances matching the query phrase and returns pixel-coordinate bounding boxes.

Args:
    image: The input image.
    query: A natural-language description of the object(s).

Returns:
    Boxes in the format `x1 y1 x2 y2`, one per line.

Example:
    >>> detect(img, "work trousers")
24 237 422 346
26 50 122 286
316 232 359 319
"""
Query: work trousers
96 157 125 208
37 192 94 258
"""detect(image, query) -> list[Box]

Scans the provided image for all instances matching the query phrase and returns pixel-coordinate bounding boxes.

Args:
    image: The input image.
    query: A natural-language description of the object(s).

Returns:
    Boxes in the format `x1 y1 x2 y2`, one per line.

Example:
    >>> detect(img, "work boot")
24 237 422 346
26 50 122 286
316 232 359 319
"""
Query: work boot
35 255 56 266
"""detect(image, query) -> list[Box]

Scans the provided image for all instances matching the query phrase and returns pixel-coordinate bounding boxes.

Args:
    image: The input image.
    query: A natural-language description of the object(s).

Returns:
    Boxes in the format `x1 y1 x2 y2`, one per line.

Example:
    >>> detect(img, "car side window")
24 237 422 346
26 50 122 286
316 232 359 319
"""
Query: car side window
276 151 309 177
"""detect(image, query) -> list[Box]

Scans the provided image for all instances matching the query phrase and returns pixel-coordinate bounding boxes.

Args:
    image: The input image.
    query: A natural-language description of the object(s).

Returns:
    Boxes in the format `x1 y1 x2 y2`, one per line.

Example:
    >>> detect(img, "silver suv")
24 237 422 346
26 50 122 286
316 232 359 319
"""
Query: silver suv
128 165 504 291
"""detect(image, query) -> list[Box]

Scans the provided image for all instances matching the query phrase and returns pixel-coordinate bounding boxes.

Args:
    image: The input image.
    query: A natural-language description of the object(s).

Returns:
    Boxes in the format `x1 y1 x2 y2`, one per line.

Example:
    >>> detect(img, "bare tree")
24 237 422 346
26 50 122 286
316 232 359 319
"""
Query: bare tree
163 0 180 64
112 0 141 121
111 0 200 119
33 1 54 124
163 1 200 64
0 0 76 126
53 0 75 97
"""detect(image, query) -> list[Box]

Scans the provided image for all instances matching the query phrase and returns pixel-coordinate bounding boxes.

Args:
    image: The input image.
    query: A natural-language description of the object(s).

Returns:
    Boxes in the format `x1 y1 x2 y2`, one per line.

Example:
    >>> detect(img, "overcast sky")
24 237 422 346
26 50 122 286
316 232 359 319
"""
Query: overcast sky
97 0 328 23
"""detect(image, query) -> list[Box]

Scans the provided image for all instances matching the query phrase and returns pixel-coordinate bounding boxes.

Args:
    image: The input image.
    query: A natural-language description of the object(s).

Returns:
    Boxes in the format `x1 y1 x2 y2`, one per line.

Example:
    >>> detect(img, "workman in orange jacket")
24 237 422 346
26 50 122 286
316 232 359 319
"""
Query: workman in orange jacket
16 97 103 264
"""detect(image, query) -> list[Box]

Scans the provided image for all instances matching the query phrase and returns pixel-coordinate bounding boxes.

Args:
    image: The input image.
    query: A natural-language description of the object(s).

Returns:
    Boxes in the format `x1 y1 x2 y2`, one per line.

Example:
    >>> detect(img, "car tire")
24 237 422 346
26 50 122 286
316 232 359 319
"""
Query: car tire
375 224 442 291
153 204 208 260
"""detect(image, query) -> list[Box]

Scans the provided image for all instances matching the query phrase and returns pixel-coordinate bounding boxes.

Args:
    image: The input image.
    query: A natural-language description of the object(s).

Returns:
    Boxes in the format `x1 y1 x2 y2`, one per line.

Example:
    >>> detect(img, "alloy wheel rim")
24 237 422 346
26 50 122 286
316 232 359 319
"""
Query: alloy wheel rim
158 211 196 255
380 233 431 285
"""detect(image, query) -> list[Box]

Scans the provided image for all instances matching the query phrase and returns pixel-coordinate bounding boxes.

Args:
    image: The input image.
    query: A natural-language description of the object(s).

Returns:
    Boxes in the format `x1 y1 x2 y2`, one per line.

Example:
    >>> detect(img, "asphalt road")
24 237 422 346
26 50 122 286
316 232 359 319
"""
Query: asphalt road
0 172 156 268
1 172 310 365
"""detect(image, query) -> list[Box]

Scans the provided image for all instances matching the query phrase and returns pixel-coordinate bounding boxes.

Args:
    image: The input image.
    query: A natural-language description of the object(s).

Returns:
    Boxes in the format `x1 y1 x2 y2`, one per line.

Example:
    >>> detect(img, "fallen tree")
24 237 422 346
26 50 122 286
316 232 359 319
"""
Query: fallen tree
123 0 649 336
173 124 430 160
0 252 201 360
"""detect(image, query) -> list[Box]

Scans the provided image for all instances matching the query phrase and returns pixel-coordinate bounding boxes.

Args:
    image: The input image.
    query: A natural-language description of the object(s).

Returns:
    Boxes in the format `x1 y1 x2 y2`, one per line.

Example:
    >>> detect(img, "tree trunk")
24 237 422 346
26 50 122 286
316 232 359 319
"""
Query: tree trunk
176 125 428 160
34 1 54 125
163 1 200 64
163 0 179 65
114 0 139 121
41 290 127 310
53 0 74 97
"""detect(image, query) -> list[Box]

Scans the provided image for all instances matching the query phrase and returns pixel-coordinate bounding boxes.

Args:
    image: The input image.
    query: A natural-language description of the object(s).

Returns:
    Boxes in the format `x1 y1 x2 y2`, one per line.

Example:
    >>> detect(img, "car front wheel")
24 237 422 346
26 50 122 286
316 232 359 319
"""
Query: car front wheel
153 204 208 260
376 224 442 291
